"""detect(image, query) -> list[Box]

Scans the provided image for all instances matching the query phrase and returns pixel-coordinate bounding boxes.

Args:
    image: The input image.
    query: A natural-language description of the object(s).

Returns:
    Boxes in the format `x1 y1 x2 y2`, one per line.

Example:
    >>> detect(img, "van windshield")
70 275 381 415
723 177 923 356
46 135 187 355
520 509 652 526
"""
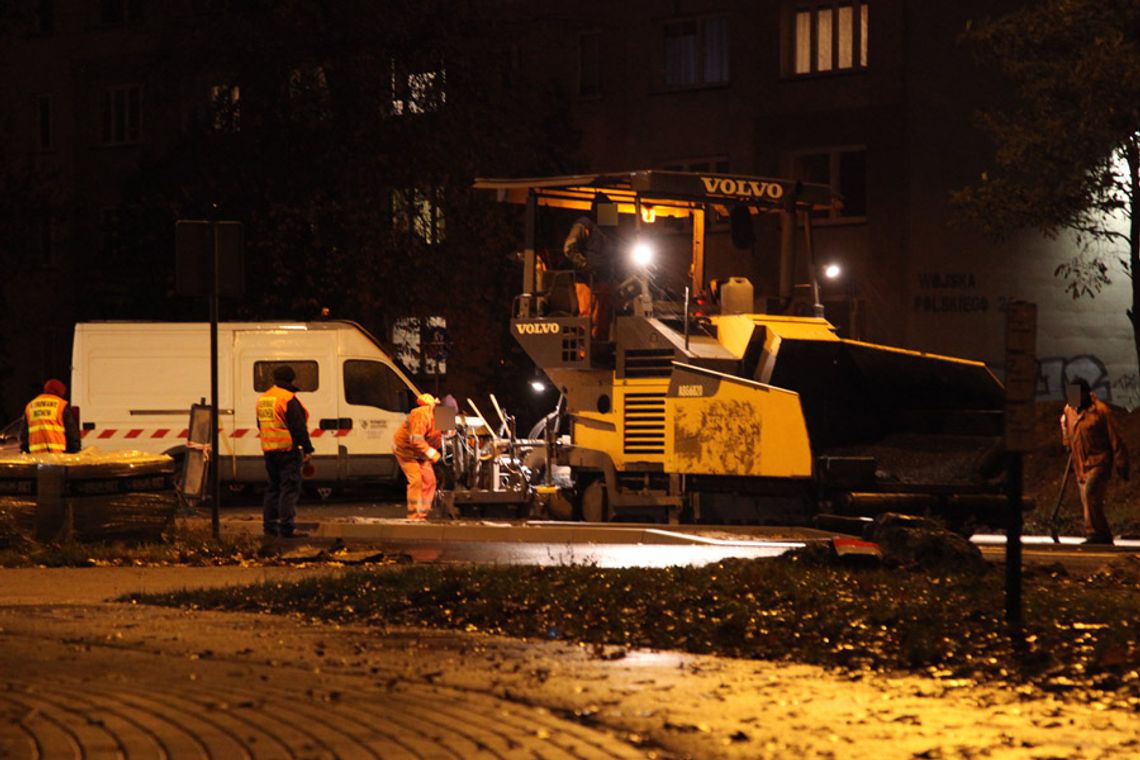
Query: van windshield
344 360 412 412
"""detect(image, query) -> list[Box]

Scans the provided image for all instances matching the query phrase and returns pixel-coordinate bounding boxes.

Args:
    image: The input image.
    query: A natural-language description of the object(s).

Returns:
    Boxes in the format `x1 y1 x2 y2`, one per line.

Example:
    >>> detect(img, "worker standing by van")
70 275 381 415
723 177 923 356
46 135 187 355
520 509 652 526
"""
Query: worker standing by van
257 365 314 537
19 378 81 454
393 393 443 520
1060 378 1129 545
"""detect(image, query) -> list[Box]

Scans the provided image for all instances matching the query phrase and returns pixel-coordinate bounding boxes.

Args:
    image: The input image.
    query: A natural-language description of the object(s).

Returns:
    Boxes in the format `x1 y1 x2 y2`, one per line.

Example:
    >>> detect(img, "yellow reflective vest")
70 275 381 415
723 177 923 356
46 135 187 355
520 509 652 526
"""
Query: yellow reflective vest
257 386 308 452
25 394 69 453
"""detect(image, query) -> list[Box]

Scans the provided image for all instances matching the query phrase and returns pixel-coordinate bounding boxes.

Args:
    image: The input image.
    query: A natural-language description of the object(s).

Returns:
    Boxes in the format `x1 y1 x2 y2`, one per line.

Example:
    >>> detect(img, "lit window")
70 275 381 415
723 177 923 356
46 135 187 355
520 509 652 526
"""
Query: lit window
209 83 240 132
579 31 601 96
792 1 868 76
393 316 447 376
792 147 866 219
36 95 53 150
664 15 729 89
393 188 446 245
391 60 446 115
101 84 142 145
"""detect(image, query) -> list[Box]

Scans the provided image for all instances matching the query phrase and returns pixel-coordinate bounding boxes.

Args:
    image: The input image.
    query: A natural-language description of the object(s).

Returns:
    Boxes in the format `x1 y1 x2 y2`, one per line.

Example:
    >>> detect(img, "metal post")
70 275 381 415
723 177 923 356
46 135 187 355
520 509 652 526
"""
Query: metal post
683 286 691 351
521 190 537 318
209 220 220 539
1006 451 1024 625
803 210 824 318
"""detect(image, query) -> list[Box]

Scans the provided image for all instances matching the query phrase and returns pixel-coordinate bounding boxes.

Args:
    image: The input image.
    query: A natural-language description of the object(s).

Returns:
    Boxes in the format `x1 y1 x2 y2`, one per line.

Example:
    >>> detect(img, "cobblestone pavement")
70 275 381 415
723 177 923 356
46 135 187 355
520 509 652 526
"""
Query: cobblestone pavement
0 568 651 759
3 567 1140 759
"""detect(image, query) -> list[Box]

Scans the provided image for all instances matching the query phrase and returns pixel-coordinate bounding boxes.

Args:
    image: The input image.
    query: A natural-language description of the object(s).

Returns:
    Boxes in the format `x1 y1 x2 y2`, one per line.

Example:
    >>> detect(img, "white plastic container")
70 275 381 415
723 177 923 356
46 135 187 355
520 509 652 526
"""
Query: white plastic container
720 277 754 314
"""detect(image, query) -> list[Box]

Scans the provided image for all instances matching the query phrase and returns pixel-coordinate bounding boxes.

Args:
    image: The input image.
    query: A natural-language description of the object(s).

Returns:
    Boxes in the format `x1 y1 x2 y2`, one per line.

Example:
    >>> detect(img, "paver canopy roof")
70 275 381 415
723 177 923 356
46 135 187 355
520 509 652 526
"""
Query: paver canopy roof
475 170 836 214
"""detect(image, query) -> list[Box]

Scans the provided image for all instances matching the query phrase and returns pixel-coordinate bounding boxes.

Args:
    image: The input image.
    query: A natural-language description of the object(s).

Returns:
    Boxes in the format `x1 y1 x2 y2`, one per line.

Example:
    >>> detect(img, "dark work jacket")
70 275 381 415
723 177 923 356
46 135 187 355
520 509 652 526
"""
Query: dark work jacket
562 217 613 278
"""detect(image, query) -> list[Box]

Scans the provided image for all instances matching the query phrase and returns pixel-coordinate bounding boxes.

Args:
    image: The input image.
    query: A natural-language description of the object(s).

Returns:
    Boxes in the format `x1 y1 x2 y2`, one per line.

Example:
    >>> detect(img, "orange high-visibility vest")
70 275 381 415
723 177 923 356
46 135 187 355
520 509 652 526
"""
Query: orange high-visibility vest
25 394 68 453
257 386 308 452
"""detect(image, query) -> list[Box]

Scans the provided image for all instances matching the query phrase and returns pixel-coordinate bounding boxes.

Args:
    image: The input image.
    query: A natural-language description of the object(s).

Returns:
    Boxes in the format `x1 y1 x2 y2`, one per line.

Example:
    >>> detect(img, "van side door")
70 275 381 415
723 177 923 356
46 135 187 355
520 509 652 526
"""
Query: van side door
339 359 417 480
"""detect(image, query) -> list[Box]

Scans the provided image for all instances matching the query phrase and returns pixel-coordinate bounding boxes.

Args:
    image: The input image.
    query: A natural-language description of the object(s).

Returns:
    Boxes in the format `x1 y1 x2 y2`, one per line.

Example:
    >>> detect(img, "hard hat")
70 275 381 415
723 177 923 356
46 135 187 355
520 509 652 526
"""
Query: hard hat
416 393 440 406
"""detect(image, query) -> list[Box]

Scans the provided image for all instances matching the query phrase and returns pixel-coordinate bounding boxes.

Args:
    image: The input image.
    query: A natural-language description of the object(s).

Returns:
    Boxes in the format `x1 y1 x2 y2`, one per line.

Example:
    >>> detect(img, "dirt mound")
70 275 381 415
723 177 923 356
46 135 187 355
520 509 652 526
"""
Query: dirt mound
1024 401 1140 538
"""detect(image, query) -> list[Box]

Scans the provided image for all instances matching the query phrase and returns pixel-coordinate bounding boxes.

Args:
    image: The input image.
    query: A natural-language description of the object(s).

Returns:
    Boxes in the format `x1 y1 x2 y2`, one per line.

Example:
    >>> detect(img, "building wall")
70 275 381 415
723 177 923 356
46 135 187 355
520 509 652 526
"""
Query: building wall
2 0 1137 418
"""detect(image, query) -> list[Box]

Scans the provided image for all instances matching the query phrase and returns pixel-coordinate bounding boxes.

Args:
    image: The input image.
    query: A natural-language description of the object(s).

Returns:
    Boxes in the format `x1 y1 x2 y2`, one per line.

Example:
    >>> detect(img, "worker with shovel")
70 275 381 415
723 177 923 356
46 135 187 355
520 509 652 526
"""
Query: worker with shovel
1059 379 1129 545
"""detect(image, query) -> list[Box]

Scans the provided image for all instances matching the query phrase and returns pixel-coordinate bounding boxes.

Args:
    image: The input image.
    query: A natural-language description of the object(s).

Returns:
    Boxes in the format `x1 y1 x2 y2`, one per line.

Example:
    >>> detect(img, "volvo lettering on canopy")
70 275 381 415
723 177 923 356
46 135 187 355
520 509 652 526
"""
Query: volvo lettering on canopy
700 176 784 201
516 322 562 335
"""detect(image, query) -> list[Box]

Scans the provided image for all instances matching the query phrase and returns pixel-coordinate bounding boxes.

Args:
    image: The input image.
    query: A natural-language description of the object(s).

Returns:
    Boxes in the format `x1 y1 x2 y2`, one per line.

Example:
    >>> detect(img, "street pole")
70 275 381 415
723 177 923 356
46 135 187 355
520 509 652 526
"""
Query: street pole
1003 300 1037 627
803 210 824 318
209 220 220 539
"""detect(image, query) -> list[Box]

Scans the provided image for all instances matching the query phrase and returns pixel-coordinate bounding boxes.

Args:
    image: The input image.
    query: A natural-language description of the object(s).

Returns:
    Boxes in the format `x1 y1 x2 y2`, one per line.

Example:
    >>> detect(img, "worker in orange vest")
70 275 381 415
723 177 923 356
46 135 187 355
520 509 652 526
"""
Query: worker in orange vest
393 393 443 520
19 378 81 454
256 365 314 538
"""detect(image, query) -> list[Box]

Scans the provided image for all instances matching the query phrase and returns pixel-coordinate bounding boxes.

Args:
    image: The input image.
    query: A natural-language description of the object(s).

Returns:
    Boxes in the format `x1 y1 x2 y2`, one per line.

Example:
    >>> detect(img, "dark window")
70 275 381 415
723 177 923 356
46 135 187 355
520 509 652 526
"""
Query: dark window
254 361 320 392
792 1 868 76
344 360 412 412
100 207 141 261
37 0 54 32
838 150 866 216
579 31 601 96
36 95 53 150
664 15 729 89
102 84 142 145
100 0 142 25
792 147 866 219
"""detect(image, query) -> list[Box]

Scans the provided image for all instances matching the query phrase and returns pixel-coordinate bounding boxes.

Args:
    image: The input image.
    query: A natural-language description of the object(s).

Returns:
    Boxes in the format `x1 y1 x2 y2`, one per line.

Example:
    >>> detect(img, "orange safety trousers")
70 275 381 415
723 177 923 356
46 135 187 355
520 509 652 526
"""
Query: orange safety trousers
397 455 436 519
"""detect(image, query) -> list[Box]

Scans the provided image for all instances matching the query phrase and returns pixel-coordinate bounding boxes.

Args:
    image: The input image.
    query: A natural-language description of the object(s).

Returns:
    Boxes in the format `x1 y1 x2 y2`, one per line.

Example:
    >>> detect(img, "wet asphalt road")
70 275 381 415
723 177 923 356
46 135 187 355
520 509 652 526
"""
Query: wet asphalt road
211 497 1139 571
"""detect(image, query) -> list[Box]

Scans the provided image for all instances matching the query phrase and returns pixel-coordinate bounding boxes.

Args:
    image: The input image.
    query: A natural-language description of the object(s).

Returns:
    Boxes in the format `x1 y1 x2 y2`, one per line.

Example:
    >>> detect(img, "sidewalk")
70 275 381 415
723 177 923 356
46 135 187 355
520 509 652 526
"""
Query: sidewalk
3 565 1140 758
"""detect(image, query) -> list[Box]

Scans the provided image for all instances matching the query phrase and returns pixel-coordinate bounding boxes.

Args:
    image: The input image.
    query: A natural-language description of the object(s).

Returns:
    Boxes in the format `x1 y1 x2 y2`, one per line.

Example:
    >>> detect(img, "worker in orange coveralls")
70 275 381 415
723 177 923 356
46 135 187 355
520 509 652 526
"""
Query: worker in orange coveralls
393 392 443 520
20 378 81 454
1060 378 1129 545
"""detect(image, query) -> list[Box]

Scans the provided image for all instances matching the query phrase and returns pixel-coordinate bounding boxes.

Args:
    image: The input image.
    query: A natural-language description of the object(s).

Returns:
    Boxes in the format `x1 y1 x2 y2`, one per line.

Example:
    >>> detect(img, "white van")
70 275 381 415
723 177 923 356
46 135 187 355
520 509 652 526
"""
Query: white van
70 321 422 486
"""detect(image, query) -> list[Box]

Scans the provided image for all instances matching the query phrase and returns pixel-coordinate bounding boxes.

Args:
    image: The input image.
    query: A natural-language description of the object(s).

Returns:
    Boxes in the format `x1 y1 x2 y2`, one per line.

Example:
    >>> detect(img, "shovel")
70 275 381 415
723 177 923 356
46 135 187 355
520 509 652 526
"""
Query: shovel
1048 451 1074 544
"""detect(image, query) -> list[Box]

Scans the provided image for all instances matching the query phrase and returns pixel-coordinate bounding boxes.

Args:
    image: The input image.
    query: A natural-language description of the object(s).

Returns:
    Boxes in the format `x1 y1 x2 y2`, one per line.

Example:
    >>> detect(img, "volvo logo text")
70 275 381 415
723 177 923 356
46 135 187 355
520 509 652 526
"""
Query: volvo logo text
515 322 561 335
700 176 785 201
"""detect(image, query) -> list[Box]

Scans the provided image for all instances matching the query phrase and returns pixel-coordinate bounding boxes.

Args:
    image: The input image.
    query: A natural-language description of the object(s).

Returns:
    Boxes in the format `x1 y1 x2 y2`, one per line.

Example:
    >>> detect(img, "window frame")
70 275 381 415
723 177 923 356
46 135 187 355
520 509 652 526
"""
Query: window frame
662 14 730 91
392 187 446 245
789 1 868 78
209 82 241 132
343 359 413 413
578 30 602 97
789 145 867 223
390 58 447 116
35 94 53 151
101 83 143 146
98 0 142 26
253 360 320 393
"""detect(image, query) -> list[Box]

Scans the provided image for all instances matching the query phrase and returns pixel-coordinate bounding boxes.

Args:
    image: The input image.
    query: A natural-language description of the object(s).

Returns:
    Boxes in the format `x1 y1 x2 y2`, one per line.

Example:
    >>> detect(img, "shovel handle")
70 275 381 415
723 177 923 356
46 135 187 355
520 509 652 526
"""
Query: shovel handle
1049 451 1074 541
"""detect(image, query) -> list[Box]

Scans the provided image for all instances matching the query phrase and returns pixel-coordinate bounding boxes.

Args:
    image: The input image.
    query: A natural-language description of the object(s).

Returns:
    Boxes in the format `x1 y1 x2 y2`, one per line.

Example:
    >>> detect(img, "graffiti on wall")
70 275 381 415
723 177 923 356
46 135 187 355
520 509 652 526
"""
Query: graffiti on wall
1034 354 1138 406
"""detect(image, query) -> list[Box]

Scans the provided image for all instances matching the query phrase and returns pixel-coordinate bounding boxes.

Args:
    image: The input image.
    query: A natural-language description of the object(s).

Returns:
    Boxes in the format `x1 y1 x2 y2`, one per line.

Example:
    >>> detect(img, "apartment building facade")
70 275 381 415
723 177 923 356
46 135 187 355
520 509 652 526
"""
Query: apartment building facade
1 1 1134 418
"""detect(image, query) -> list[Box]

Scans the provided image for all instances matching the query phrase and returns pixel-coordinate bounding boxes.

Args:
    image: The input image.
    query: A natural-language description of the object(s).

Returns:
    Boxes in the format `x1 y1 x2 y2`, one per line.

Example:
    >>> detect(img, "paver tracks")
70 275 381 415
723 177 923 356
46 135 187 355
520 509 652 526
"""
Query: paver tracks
0 608 649 760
